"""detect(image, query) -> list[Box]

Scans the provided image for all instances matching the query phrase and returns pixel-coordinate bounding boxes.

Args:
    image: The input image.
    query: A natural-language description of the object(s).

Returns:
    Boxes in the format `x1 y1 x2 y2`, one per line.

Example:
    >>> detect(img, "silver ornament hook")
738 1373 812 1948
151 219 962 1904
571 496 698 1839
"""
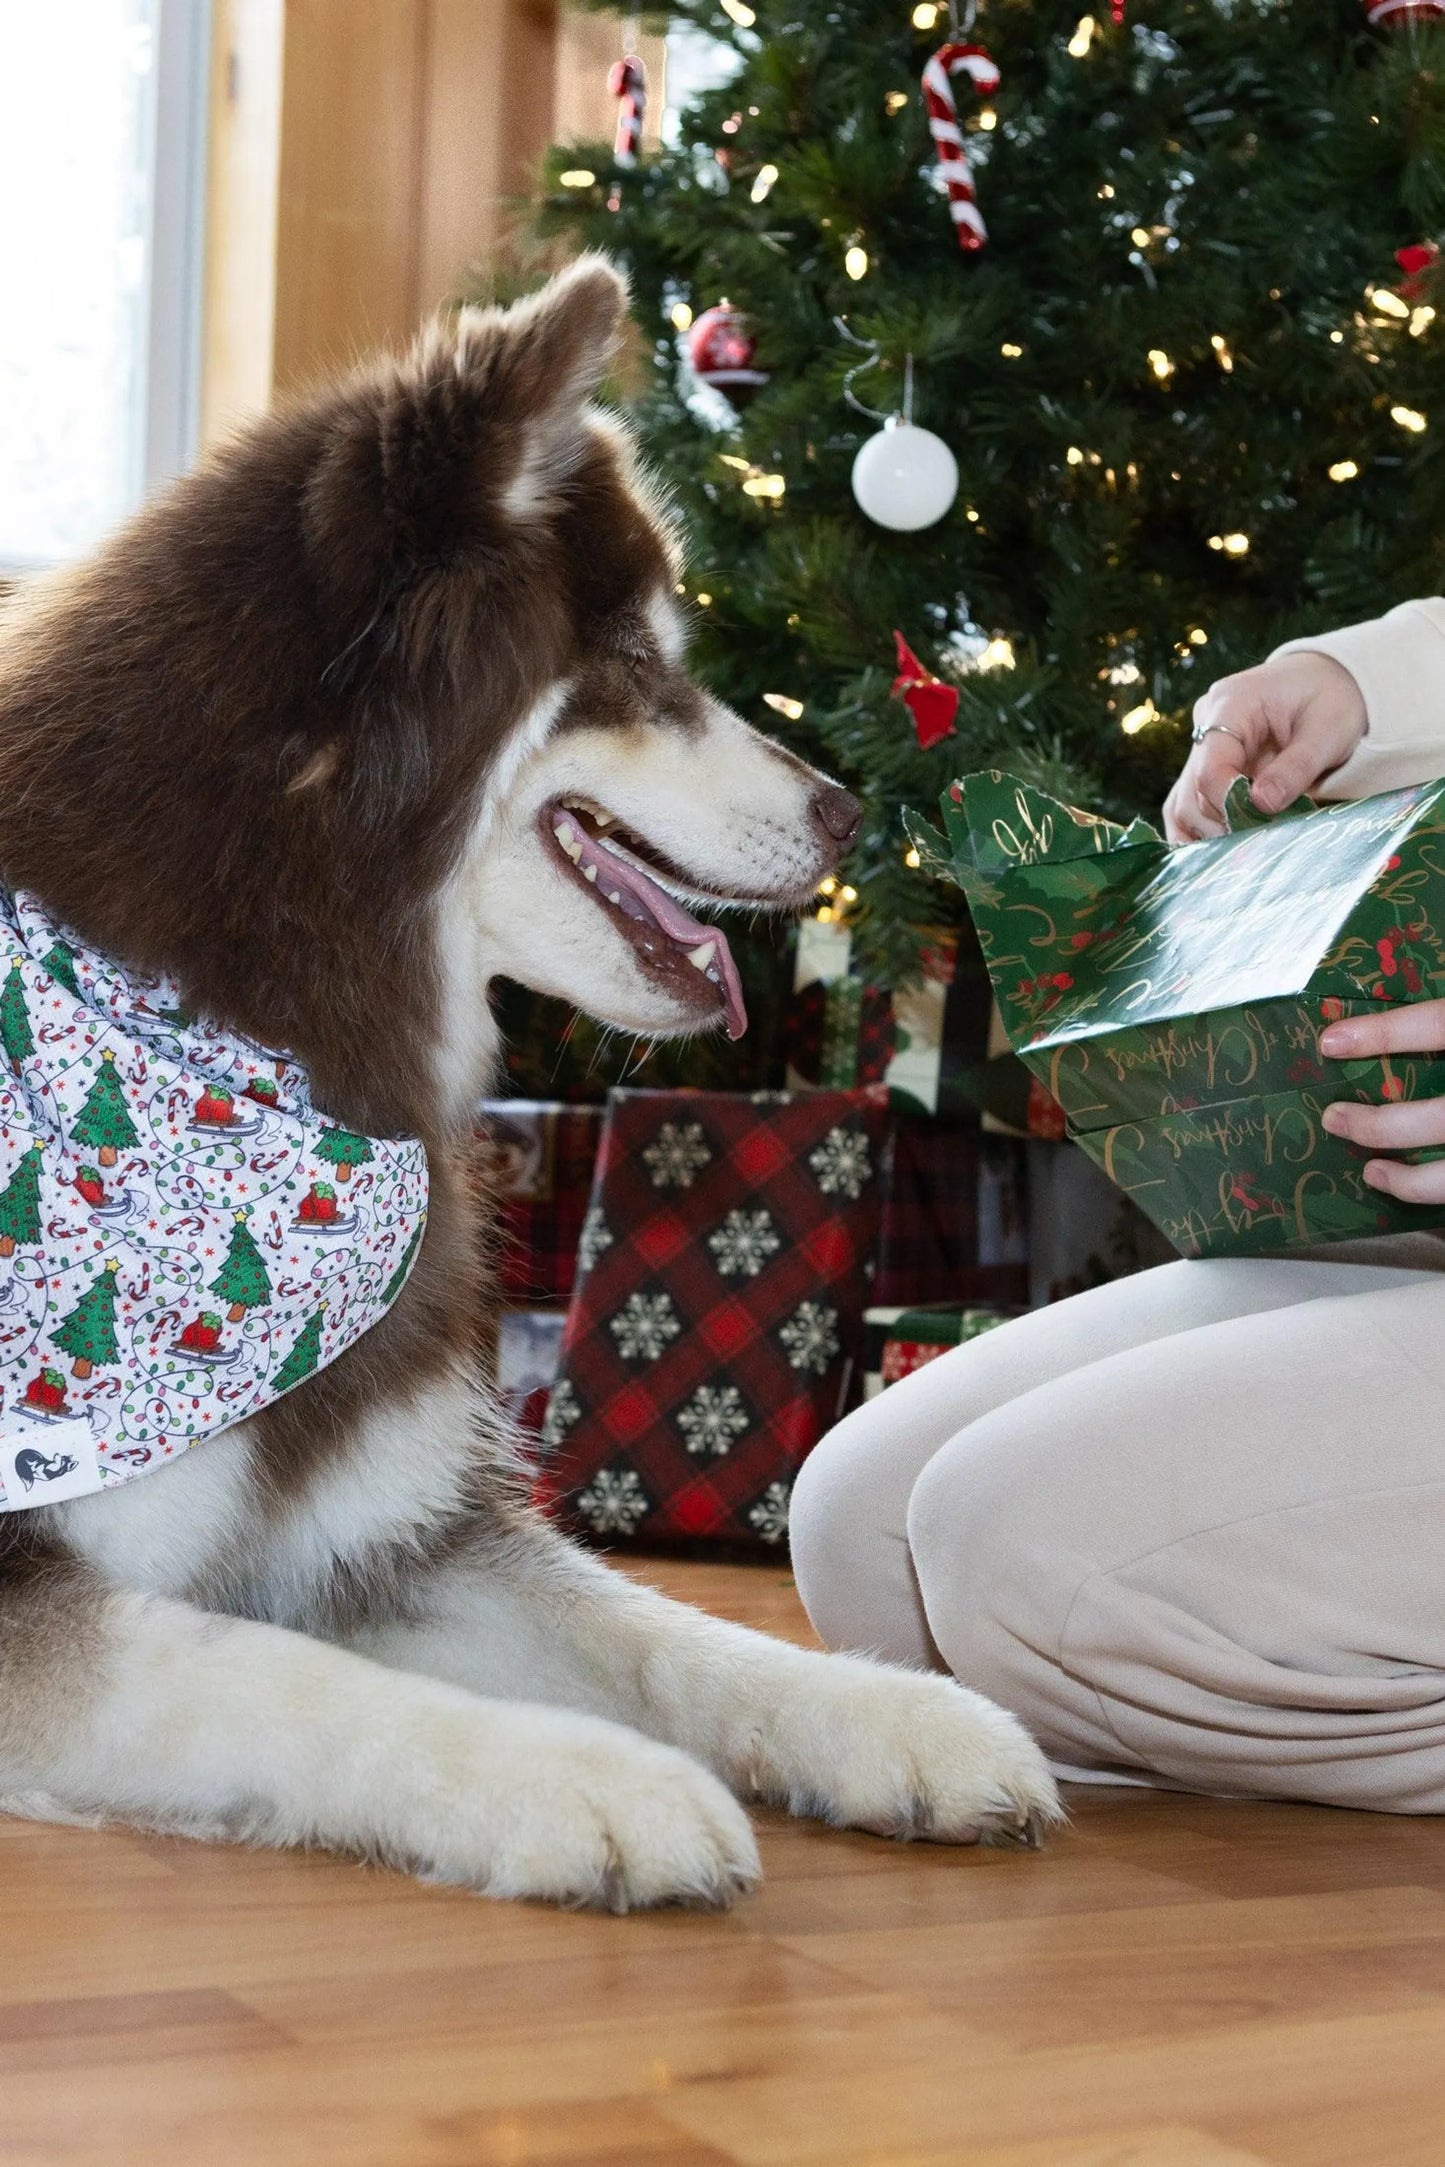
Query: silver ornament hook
834 317 915 426
947 0 978 38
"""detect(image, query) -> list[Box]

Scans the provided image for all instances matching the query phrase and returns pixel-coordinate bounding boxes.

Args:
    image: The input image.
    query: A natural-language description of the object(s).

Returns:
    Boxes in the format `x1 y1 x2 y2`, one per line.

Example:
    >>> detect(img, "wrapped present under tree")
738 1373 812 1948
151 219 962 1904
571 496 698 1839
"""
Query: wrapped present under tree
909 771 1445 1258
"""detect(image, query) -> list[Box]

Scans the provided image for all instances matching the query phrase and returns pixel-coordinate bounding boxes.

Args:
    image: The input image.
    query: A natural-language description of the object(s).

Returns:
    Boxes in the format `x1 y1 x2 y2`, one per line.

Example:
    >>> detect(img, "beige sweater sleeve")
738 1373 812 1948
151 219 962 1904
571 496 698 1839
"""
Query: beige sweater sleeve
1271 599 1445 800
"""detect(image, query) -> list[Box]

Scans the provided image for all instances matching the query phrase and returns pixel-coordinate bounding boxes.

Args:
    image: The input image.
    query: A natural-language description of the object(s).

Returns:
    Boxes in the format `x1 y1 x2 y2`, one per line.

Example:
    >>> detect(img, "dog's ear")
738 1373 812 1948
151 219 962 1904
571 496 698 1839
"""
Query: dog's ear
301 255 630 631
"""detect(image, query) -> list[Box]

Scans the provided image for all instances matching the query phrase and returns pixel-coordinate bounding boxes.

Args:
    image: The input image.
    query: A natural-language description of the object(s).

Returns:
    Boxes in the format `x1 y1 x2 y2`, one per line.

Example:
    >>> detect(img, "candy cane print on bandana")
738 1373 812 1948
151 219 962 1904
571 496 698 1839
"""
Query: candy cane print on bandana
0 886 428 1511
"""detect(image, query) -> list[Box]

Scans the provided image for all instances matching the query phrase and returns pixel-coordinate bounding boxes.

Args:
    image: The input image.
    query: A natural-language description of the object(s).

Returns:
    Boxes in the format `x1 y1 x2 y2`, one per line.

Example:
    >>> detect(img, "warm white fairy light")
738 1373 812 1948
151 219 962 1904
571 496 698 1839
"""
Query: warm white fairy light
976 107 997 131
978 636 1016 672
818 877 838 896
1066 446 1084 465
559 169 596 188
1131 226 1152 247
884 89 909 114
718 453 751 470
1000 342 1023 358
1189 626 1208 645
670 301 694 331
696 592 713 606
1098 182 1115 199
1107 661 1144 685
1329 458 1360 482
911 0 939 25
1147 348 1174 381
1412 305 1436 337
751 163 778 203
1330 329 1345 344
1369 287 1410 320
742 470 786 499
763 692 804 719
1068 15 1097 55
840 885 858 902
844 244 869 280
904 846 922 868
720 0 756 22
1121 698 1159 735
1208 532 1251 556
1392 405 1428 433
1210 333 1234 372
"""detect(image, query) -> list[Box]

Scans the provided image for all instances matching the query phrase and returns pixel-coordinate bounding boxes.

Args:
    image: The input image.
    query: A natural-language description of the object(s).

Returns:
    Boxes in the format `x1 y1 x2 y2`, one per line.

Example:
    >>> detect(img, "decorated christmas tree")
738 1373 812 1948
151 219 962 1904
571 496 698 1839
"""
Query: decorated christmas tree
211 1209 272 1323
274 1302 326 1393
315 1128 373 1184
71 1051 139 1168
1 962 33 1073
0 1142 43 1258
41 940 80 999
53 1258 121 1379
538 0 1445 982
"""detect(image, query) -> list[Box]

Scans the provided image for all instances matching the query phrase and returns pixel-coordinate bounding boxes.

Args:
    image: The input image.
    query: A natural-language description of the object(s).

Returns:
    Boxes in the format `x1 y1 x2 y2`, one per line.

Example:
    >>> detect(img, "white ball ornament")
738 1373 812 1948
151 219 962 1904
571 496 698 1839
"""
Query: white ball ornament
850 417 959 531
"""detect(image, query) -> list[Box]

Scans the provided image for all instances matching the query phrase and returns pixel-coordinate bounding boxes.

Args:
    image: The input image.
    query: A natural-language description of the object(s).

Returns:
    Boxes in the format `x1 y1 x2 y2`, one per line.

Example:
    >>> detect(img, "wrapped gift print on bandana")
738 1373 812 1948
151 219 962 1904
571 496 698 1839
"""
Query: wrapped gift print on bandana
541 1086 888 1553
908 771 1445 1257
0 888 427 1509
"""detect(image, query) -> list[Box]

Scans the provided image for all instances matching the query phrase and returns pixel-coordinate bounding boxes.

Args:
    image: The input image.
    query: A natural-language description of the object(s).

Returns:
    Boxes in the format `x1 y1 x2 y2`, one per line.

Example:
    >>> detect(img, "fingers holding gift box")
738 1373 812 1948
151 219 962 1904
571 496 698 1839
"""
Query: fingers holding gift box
908 769 1445 1258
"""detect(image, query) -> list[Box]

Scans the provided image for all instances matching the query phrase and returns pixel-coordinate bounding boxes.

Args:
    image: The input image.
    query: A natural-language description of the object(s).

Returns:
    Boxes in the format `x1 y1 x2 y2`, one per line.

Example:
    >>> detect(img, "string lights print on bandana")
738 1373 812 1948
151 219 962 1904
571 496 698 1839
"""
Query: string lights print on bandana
0 888 427 1511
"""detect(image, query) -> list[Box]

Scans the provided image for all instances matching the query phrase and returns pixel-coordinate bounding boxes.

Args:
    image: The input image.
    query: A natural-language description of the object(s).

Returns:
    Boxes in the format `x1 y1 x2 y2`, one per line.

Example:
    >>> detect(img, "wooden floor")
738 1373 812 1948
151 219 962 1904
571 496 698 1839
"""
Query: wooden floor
4 1564 1445 2166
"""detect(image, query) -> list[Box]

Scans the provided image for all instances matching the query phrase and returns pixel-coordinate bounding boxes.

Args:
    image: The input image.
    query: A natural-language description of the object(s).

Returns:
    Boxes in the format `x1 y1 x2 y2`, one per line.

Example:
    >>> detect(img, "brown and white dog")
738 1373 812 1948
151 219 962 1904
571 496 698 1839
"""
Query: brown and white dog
0 259 1058 1908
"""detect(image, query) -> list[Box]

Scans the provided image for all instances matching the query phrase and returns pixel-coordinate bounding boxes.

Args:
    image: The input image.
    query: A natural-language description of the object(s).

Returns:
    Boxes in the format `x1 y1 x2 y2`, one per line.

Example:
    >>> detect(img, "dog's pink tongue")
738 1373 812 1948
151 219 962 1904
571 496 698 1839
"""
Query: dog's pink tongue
591 834 748 1040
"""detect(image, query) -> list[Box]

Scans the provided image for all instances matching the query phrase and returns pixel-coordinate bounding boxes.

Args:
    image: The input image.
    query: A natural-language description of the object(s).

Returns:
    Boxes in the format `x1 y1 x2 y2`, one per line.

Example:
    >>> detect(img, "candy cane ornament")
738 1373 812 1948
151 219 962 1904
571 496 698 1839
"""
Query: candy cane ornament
921 41 1002 254
609 56 647 168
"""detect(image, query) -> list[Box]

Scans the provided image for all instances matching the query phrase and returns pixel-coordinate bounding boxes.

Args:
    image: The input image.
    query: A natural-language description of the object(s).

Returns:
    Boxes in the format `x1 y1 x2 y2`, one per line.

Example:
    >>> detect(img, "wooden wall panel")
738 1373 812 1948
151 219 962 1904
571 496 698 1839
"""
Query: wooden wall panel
199 0 654 442
199 0 284 445
271 0 430 394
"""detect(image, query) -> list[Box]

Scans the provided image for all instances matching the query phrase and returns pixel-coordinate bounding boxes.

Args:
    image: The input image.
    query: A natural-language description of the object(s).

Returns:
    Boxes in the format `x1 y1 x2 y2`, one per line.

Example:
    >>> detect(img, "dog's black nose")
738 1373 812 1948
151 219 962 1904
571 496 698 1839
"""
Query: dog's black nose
813 783 863 846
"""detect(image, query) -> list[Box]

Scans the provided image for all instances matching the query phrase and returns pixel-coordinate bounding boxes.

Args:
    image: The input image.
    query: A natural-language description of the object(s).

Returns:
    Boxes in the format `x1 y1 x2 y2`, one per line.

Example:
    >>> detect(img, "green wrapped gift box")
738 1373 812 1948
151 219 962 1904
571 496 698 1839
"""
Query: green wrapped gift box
906 770 1445 1257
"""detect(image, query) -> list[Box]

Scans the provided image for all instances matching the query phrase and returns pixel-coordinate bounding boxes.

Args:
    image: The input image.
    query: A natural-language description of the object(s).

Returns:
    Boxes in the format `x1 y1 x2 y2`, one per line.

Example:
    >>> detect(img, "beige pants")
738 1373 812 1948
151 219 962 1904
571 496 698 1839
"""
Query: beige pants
790 1235 1445 1811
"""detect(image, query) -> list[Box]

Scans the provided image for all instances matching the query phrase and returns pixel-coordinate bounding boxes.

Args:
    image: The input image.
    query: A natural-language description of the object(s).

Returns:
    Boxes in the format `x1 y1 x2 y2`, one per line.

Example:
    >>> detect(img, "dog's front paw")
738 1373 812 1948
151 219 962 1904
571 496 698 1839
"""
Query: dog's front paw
412 1703 761 1911
748 1654 1062 1848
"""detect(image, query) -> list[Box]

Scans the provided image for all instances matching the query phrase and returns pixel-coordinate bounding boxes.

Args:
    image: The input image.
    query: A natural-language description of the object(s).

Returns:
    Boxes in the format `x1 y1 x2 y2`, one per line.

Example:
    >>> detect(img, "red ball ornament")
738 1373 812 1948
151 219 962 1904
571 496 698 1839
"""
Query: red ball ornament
1365 0 1445 21
686 304 769 401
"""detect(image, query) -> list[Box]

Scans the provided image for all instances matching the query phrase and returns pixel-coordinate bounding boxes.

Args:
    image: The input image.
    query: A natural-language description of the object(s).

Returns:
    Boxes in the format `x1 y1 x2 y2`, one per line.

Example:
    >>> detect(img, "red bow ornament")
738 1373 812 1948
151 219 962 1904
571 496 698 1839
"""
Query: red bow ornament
893 632 959 749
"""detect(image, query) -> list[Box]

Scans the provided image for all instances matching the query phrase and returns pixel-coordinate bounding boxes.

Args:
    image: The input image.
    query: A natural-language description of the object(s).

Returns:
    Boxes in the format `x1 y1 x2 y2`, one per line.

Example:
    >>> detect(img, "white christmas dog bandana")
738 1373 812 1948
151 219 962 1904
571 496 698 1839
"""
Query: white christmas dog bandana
0 886 428 1511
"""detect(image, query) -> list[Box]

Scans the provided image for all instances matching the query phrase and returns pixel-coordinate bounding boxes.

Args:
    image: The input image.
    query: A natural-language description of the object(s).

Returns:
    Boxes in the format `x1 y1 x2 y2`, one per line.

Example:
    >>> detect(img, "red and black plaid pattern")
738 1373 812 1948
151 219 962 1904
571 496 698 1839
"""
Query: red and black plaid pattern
541 1086 889 1553
874 1121 1029 1308
476 1102 605 1303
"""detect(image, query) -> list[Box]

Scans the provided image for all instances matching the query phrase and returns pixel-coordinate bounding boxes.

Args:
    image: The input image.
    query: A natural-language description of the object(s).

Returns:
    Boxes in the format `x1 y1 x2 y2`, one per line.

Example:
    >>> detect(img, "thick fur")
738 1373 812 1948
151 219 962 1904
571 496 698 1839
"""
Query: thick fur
0 259 1059 1907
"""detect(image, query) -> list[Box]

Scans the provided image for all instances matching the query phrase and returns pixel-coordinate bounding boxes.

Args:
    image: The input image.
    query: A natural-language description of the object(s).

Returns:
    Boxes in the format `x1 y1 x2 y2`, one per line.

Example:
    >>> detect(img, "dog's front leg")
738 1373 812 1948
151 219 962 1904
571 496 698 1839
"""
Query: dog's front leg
354 1519 1061 1845
0 1562 757 1908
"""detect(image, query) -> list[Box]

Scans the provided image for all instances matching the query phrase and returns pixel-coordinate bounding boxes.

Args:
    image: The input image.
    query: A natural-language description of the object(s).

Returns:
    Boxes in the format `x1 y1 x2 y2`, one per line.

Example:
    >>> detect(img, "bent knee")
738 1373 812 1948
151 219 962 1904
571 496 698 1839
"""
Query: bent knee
790 1412 940 1670
903 1423 1116 1763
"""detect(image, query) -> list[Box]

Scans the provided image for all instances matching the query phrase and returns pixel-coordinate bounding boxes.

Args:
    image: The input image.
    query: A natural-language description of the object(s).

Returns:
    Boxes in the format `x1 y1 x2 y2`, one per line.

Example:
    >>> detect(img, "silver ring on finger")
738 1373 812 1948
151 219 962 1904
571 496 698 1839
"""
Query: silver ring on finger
1191 722 1247 747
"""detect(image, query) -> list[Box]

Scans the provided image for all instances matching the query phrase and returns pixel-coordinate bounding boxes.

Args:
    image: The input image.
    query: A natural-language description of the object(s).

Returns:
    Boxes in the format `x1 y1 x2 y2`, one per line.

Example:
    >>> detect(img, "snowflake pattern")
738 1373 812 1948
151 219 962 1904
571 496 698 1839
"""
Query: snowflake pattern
778 1299 840 1375
539 1375 582 1454
575 1466 651 1536
807 1125 873 1201
675 1382 751 1458
642 1120 713 1189
706 1206 781 1280
576 1203 613 1277
609 1290 683 1362
747 1480 792 1546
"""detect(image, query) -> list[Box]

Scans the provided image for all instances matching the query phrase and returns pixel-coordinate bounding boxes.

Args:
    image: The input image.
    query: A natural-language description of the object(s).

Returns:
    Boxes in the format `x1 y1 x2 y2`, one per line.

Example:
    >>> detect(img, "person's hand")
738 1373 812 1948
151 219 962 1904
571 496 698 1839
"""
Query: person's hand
1321 1003 1445 1202
1163 652 1368 844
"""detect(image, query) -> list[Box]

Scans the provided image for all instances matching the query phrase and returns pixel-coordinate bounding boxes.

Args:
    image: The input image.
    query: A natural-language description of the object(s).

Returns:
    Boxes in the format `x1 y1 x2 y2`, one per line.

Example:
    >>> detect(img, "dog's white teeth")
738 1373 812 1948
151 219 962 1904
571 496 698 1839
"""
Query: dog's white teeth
583 863 598 883
707 967 721 984
594 811 615 829
687 941 717 972
606 890 622 905
554 821 583 863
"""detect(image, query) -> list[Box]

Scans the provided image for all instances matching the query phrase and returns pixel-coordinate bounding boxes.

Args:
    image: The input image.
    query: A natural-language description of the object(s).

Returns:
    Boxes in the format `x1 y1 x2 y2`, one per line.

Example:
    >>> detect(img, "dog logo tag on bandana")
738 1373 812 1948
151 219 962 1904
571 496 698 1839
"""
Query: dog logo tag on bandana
0 888 428 1510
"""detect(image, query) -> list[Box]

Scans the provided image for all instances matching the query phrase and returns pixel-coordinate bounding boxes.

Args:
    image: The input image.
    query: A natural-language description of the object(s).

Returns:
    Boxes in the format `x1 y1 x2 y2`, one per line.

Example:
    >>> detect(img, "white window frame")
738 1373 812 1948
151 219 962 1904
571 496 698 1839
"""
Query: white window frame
144 0 211 494
0 0 210 578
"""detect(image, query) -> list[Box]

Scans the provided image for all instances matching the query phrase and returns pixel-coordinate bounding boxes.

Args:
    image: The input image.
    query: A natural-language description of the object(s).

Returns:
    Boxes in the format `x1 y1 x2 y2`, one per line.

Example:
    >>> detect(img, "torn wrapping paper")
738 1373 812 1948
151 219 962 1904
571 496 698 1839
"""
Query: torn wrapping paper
908 770 1445 1256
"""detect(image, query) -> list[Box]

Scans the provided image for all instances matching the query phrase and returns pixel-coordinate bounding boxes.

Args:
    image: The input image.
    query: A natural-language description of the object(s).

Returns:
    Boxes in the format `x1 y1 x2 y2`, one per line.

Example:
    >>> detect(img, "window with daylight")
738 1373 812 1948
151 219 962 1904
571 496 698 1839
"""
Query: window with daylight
0 0 209 571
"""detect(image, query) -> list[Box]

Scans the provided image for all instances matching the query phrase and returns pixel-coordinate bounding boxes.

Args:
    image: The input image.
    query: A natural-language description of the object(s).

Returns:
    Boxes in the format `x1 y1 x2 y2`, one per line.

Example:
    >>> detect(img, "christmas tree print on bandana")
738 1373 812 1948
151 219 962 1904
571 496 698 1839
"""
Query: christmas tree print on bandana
0 886 428 1511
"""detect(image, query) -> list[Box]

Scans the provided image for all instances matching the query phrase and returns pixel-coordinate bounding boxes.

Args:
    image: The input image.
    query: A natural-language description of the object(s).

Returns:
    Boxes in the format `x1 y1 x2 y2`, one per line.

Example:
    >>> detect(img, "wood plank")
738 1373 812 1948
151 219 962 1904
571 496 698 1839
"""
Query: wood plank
3 1557 1445 2165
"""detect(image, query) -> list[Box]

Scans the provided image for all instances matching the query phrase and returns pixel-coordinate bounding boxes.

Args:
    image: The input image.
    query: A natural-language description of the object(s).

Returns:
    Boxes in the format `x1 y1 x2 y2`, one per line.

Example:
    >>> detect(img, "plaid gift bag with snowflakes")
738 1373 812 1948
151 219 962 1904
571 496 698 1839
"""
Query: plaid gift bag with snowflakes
540 1085 889 1554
